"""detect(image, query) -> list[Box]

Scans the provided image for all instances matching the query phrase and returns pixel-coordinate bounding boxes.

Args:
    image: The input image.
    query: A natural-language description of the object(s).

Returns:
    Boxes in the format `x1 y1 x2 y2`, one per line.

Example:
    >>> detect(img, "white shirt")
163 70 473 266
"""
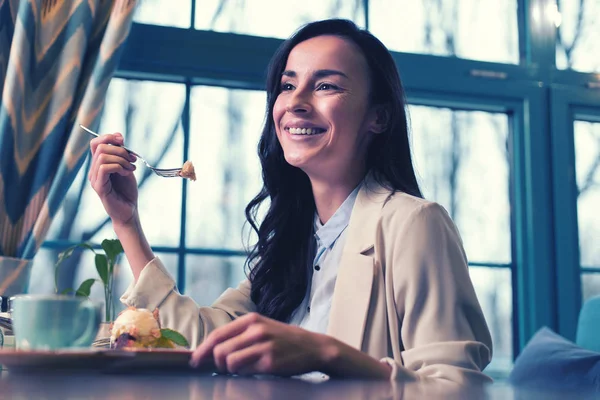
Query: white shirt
289 183 362 334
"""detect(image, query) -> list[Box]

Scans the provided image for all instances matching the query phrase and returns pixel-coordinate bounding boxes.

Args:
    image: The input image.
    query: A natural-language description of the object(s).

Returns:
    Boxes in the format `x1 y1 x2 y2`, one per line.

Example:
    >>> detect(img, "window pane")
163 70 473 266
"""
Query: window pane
133 0 191 28
187 87 265 249
582 272 600 302
195 0 365 38
370 0 519 64
556 1 600 72
575 120 600 267
409 106 512 264
470 267 513 374
185 255 247 306
46 79 186 247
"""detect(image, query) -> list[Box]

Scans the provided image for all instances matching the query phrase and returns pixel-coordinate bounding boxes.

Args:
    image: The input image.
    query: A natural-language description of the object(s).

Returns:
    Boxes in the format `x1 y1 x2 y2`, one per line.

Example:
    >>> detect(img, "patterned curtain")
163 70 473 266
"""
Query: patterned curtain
0 0 136 297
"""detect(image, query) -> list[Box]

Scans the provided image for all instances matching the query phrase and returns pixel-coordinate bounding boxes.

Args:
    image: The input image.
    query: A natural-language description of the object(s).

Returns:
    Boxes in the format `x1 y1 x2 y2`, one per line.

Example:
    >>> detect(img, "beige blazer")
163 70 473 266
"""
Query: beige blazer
121 179 493 383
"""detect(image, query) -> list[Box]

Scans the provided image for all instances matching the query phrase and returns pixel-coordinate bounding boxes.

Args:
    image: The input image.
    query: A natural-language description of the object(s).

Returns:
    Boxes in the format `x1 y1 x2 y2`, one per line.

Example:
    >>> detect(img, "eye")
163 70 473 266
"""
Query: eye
280 83 294 91
316 83 338 91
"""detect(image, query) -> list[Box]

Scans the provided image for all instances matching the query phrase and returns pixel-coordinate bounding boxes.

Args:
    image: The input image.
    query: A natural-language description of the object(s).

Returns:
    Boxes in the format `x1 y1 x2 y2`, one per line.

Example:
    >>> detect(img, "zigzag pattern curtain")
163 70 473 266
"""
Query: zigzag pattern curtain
0 0 135 296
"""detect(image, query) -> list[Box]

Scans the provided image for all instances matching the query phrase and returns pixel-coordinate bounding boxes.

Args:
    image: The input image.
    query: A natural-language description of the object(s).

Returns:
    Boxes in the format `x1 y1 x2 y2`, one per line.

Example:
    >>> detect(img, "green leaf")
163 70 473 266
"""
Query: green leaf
54 243 96 294
95 254 109 286
102 239 123 265
160 329 189 348
153 336 175 349
70 243 95 256
60 288 75 295
75 278 96 297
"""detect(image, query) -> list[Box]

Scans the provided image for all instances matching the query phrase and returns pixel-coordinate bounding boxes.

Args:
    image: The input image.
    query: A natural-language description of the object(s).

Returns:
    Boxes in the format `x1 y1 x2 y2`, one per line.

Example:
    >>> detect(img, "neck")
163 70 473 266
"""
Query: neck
310 173 364 225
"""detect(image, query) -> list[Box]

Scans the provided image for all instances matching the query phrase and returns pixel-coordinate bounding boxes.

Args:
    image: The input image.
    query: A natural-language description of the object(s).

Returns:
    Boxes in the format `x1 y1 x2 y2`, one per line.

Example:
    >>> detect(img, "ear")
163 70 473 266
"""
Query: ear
367 104 389 134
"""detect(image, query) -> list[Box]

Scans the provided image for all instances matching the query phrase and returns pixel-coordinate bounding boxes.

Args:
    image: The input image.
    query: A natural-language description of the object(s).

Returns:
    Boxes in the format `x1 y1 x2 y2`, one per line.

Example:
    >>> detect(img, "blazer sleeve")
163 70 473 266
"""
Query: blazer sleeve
383 201 493 383
120 257 256 348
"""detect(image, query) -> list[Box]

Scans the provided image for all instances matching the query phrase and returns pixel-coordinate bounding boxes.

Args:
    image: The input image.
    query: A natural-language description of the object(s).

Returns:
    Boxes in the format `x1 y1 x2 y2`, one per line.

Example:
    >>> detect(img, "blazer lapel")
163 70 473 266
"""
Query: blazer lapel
327 177 391 349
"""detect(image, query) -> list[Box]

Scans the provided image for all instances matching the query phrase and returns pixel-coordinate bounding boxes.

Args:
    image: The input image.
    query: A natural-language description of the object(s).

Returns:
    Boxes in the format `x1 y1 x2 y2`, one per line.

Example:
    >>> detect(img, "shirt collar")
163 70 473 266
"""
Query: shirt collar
314 182 363 249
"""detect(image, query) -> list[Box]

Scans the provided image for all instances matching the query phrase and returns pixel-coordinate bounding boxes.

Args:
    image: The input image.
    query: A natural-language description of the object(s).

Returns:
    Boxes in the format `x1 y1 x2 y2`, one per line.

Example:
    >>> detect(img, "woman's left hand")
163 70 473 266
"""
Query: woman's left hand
189 312 333 376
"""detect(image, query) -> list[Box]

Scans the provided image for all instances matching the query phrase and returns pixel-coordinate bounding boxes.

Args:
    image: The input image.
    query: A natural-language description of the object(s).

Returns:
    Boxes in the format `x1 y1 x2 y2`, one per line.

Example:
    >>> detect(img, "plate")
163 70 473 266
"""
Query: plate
0 348 211 373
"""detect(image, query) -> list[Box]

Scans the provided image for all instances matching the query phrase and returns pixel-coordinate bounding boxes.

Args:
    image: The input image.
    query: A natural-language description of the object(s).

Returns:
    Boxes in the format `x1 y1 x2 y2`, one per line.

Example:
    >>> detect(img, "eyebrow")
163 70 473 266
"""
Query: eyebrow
281 69 349 79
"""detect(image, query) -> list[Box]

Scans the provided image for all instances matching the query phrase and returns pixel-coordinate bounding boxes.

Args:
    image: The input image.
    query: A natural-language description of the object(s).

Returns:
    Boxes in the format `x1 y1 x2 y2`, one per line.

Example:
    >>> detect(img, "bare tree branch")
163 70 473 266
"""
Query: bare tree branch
487 113 510 165
577 124 600 196
353 0 362 20
329 0 363 21
557 0 587 68
443 0 458 55
423 0 458 56
209 0 228 29
222 91 242 246
423 0 435 50
448 112 460 217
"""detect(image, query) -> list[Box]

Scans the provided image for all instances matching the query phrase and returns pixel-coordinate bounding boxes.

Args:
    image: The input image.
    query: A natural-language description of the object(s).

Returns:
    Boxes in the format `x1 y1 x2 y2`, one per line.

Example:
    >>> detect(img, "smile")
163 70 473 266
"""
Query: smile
285 127 326 136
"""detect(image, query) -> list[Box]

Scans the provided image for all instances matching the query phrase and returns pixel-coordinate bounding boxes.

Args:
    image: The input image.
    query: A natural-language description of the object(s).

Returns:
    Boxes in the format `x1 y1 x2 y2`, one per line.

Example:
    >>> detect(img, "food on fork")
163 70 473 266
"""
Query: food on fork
110 307 189 350
179 160 196 181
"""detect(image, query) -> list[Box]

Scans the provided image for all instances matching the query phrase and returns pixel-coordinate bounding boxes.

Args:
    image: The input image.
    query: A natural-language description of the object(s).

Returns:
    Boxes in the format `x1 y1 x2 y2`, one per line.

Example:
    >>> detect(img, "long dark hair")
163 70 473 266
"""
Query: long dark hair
244 19 422 322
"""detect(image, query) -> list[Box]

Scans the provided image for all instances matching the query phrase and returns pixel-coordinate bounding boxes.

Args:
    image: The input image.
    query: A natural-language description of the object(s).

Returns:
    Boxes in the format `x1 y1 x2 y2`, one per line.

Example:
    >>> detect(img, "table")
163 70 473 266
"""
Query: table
0 371 595 400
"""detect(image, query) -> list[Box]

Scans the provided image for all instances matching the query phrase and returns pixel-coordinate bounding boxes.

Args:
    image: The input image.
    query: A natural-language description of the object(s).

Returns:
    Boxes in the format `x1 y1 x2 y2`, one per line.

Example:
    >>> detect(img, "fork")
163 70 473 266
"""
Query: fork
80 125 182 178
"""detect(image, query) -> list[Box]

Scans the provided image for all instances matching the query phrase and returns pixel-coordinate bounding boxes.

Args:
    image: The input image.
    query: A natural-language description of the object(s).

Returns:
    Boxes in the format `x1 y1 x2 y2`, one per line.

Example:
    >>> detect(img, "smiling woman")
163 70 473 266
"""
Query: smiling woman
273 36 376 185
87 19 492 383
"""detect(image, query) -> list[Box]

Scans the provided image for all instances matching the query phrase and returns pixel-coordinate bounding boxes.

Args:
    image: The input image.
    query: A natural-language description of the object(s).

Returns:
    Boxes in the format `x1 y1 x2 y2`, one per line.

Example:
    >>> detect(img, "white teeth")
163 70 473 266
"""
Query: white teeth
288 127 323 135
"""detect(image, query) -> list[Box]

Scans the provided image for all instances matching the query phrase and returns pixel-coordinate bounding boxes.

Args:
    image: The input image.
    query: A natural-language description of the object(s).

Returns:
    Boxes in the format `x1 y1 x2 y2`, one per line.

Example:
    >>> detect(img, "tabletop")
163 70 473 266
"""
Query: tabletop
0 371 596 400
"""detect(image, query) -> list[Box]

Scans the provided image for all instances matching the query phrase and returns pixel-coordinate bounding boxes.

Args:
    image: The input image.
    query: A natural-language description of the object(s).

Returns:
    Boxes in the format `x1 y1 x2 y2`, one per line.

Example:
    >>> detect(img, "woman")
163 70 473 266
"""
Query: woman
89 19 492 382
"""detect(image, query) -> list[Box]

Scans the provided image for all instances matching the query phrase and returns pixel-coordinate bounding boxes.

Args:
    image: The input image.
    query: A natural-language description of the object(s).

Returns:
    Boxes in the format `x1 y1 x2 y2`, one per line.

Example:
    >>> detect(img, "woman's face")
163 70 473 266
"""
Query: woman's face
273 35 379 181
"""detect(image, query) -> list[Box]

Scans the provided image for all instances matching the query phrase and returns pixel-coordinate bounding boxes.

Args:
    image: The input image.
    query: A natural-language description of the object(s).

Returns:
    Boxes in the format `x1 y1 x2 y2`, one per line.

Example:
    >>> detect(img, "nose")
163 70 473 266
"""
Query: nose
286 90 312 114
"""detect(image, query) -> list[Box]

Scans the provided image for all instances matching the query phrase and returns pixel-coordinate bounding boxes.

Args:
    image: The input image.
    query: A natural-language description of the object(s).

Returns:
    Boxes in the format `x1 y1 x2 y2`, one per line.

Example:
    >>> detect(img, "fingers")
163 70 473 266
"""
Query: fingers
89 132 134 177
90 132 123 154
91 164 134 195
96 152 136 172
88 134 137 191
190 313 263 367
89 151 136 191
226 342 274 375
211 324 270 372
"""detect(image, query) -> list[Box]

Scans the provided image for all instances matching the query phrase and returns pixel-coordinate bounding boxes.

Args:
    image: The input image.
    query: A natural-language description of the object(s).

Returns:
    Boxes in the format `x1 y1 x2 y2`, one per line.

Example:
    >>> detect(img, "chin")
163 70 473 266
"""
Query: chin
283 154 310 170
284 158 305 169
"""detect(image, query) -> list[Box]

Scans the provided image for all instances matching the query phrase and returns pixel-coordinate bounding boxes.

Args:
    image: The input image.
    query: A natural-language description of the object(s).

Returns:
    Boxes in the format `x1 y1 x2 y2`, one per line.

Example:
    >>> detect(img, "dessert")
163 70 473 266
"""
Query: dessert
179 160 196 181
110 307 189 350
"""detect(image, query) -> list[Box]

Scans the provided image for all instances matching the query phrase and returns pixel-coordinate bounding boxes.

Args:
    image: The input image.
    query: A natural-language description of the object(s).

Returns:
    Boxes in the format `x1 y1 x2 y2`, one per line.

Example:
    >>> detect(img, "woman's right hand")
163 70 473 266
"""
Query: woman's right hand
89 132 138 227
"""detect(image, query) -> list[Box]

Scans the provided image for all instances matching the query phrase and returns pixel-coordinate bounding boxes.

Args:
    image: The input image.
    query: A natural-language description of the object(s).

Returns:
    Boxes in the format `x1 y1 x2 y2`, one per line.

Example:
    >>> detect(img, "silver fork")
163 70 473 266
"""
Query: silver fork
80 125 182 178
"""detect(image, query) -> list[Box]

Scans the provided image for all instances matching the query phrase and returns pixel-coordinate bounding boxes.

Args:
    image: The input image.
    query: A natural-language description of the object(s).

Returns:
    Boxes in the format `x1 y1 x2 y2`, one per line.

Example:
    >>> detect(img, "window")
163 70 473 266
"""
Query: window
194 0 365 37
369 0 519 64
576 120 600 301
31 79 186 309
556 0 600 72
133 0 192 28
409 106 513 372
185 255 247 306
187 87 265 250
45 79 186 246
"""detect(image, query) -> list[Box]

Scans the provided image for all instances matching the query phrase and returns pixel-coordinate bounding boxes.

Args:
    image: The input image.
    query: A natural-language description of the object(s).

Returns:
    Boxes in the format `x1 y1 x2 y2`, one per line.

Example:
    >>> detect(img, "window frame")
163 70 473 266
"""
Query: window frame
407 78 555 359
551 87 600 340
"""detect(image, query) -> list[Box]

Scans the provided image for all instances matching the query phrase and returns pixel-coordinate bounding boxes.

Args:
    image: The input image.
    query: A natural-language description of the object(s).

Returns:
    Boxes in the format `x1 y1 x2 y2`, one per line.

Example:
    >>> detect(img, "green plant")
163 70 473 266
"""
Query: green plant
54 239 124 322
